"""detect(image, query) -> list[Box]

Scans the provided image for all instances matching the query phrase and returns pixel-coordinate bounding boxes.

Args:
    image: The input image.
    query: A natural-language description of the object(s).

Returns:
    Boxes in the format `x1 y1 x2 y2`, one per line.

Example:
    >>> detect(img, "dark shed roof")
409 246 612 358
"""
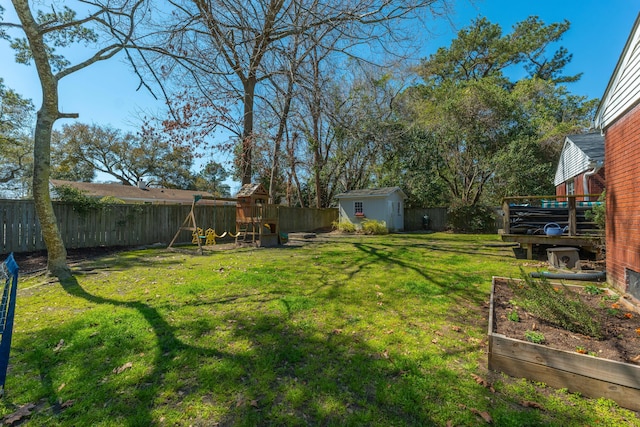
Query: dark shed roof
335 187 406 199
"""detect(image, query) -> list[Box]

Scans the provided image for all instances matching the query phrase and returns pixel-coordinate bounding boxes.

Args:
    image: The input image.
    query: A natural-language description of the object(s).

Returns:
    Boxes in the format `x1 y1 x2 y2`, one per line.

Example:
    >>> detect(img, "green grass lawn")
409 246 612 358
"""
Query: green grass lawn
3 233 639 426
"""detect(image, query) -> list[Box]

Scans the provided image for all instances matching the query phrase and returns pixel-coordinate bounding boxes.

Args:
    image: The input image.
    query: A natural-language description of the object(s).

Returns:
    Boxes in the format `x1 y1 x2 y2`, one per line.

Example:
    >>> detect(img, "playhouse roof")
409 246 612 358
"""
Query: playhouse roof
335 187 406 199
235 183 268 198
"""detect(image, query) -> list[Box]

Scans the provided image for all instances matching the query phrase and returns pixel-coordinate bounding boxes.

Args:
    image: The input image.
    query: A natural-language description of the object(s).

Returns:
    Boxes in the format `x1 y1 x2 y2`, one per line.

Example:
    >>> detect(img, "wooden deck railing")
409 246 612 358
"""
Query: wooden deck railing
502 194 603 236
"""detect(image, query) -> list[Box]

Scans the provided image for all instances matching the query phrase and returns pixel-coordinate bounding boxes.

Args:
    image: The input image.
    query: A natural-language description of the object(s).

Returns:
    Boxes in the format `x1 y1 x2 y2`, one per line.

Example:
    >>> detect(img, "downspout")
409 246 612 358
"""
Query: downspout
583 161 602 201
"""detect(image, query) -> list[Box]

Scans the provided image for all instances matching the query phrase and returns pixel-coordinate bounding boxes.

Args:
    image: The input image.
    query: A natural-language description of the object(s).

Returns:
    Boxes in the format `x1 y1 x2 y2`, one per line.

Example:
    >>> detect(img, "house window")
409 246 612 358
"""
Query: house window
397 201 401 216
566 179 575 195
354 201 364 215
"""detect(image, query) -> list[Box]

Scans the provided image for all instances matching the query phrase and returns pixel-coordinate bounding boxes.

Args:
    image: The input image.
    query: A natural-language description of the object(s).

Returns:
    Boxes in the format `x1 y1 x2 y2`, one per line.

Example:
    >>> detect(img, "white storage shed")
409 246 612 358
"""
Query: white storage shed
335 187 406 232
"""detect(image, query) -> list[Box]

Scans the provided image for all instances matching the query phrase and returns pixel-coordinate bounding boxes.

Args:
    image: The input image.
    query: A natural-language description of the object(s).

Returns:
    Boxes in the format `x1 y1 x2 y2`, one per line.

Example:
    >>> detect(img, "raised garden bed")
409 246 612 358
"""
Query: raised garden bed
488 277 640 412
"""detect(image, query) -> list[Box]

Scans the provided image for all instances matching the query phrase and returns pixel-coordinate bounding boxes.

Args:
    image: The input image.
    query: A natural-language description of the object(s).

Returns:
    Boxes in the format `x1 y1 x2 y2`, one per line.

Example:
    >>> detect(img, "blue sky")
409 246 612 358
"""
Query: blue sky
1 0 638 186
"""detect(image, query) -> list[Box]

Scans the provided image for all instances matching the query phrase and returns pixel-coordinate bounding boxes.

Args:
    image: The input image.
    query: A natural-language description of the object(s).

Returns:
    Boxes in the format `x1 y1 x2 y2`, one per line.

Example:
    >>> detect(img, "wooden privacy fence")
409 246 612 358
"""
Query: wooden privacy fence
404 207 502 232
278 207 337 233
404 208 448 231
0 200 338 255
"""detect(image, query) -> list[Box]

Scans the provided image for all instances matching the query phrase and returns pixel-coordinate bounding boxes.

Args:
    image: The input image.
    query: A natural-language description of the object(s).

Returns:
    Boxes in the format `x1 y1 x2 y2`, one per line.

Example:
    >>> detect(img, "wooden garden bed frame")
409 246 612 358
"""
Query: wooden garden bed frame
488 277 640 412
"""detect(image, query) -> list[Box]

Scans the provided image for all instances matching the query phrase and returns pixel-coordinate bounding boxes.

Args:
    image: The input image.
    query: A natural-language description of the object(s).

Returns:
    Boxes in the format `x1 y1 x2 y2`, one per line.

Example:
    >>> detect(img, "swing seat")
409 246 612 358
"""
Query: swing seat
192 227 205 244
205 228 216 245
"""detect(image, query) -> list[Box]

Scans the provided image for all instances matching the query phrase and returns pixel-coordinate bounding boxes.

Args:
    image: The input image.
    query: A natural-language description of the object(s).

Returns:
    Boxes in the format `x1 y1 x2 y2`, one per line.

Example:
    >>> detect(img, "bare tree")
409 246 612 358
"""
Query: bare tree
2 0 160 278
151 0 447 186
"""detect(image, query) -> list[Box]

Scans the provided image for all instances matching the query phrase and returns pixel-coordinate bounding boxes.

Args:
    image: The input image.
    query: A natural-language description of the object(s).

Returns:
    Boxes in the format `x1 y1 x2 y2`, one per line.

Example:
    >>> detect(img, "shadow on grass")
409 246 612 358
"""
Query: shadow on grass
6 238 606 426
13 277 460 425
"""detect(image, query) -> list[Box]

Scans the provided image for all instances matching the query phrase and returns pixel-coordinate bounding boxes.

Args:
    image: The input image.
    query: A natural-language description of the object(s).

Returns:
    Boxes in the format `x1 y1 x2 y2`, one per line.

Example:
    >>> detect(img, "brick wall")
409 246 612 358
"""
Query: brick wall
589 168 606 195
605 103 640 294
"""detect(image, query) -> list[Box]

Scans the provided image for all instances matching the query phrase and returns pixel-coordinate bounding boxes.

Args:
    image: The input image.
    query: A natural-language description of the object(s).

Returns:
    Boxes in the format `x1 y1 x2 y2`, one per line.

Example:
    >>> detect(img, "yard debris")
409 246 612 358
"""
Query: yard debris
53 339 65 353
3 403 36 425
113 362 133 374
471 374 495 393
521 400 544 410
60 399 75 409
470 408 493 423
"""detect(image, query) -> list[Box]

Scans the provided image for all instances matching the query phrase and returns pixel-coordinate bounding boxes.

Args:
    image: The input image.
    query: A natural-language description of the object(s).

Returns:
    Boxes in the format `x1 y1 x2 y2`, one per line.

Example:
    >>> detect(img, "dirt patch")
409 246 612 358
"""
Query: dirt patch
492 278 640 364
11 246 134 275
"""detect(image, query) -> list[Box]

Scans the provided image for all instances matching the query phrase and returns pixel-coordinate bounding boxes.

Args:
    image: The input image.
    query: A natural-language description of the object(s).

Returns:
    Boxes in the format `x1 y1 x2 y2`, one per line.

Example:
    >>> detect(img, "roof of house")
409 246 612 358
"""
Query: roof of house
566 133 605 163
335 187 406 199
554 133 606 186
50 179 224 205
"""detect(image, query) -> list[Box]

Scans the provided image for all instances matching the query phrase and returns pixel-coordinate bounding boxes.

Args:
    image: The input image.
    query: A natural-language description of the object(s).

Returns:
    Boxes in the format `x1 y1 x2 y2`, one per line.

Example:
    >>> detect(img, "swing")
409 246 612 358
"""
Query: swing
168 194 238 253
205 199 236 244
213 200 240 240
204 228 216 245
191 227 205 244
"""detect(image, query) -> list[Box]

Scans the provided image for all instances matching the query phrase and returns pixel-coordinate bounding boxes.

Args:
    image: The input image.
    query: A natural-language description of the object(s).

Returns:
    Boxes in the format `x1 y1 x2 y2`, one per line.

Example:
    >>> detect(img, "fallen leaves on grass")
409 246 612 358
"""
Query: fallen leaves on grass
60 399 75 409
3 403 36 425
113 362 133 374
235 396 259 409
471 374 495 393
521 400 544 410
459 404 492 424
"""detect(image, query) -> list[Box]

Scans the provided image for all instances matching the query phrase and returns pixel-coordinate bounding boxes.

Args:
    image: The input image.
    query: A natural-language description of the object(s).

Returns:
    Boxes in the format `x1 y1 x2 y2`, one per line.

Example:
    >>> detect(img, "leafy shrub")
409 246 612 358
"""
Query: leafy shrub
508 271 602 339
99 195 126 204
447 202 496 233
361 219 388 235
53 185 102 213
585 190 605 231
332 219 356 233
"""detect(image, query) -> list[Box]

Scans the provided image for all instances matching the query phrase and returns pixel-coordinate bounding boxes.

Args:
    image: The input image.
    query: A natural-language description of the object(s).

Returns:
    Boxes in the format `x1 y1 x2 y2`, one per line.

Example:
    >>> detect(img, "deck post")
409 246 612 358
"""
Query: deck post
568 196 577 236
502 200 510 234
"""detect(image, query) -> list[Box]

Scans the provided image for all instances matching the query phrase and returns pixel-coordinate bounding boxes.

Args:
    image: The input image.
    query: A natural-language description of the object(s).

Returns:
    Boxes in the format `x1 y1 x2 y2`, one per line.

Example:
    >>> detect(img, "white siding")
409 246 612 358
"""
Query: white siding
596 17 640 129
337 189 405 231
554 139 592 186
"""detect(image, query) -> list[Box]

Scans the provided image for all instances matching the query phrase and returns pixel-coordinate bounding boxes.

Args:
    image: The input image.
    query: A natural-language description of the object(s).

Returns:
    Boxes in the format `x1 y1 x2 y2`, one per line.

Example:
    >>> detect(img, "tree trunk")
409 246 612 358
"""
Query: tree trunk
241 77 256 185
33 109 70 278
268 78 295 204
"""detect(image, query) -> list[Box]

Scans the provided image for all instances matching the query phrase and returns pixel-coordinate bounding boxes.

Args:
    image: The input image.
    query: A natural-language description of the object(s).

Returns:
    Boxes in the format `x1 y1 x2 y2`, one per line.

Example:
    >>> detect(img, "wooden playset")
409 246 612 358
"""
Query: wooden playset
167 183 281 253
